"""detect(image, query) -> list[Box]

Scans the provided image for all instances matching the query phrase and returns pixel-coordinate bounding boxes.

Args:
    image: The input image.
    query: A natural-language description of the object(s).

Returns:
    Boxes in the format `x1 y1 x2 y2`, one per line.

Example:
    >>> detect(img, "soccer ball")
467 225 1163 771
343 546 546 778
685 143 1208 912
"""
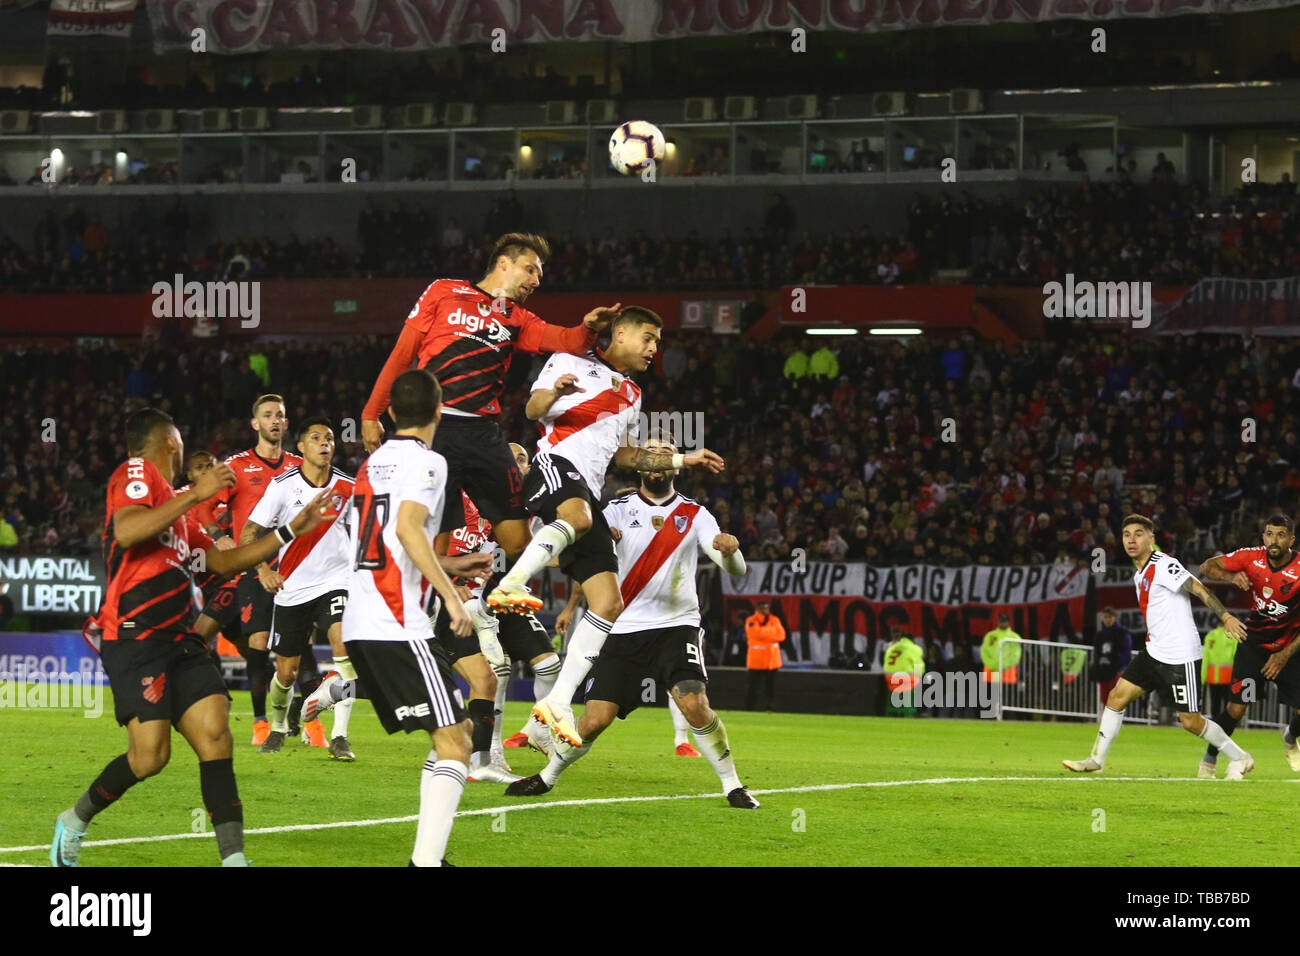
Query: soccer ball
608 121 666 175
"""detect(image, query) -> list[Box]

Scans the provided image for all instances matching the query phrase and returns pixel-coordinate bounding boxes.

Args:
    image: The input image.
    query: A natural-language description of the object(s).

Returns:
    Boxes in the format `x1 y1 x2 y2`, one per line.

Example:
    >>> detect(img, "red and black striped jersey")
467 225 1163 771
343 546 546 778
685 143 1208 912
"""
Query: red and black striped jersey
1221 546 1300 650
209 448 303 543
363 279 597 420
100 458 215 642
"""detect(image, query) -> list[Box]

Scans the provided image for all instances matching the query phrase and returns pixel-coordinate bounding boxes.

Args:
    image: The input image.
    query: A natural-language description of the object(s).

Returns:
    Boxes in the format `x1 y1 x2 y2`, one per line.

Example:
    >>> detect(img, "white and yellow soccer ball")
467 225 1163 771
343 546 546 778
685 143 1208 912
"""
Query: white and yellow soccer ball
608 120 666 175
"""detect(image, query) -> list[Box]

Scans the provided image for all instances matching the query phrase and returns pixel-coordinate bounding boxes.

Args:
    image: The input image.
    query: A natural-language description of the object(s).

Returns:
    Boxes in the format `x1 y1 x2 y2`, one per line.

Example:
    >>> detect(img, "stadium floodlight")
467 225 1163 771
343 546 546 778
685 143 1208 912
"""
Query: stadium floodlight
805 327 859 335
867 327 922 335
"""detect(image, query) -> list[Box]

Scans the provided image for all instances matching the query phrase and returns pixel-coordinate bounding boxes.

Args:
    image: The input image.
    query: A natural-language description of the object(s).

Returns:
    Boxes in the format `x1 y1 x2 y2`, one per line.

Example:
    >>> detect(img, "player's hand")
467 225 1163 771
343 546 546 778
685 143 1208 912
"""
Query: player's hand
713 533 740 556
1231 571 1252 591
454 585 473 602
362 418 384 453
448 602 474 638
288 489 333 538
440 553 494 580
214 535 237 551
609 526 623 543
684 448 726 474
556 606 574 636
553 373 585 398
1222 613 1248 642
257 566 285 593
193 462 236 501
583 303 623 331
1263 650 1291 679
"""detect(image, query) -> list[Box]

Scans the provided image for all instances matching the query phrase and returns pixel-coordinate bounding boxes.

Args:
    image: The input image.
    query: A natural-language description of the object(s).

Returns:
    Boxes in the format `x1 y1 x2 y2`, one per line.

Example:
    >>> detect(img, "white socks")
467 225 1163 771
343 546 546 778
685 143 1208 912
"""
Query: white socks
669 696 691 747
413 755 466 867
1090 706 1124 766
1199 718 1247 760
331 657 356 739
269 675 294 733
491 663 511 752
691 714 742 793
539 738 592 787
531 653 561 702
547 612 613 706
501 520 576 590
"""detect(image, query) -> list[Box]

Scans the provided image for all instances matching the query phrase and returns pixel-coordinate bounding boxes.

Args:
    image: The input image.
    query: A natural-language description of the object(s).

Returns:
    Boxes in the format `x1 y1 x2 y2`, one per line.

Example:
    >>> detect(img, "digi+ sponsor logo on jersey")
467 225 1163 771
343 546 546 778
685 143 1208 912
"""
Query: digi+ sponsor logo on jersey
447 307 511 343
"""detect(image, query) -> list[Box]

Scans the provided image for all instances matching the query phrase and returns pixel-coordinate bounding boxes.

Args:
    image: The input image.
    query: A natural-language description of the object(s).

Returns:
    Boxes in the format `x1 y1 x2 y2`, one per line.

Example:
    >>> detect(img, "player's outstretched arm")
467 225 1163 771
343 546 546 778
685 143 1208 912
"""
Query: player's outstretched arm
613 445 726 474
515 303 620 356
1198 554 1252 590
1180 575 1247 641
397 499 473 637
241 520 284 592
361 324 423 451
112 462 235 548
207 489 331 577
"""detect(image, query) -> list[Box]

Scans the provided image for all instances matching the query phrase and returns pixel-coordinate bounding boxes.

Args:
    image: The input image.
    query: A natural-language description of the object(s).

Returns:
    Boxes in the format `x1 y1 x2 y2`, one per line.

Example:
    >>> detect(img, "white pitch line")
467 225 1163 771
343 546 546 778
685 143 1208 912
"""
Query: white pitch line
0 773 1290 855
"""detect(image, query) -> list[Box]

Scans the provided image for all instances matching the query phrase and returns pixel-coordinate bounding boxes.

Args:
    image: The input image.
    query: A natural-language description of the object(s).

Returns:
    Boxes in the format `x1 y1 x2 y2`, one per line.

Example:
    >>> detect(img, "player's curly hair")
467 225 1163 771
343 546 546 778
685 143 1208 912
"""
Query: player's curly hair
487 233 551 271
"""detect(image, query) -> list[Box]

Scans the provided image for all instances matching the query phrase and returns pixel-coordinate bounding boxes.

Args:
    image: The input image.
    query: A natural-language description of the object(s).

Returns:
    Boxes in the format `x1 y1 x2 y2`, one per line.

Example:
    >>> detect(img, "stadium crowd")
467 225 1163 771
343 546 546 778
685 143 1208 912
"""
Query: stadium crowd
4 330 1297 577
3 177 1298 295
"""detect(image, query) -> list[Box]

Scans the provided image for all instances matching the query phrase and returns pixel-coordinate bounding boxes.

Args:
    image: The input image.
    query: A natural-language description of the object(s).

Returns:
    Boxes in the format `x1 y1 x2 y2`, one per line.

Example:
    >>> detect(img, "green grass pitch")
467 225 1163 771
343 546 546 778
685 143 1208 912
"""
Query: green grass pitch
5 695 1300 866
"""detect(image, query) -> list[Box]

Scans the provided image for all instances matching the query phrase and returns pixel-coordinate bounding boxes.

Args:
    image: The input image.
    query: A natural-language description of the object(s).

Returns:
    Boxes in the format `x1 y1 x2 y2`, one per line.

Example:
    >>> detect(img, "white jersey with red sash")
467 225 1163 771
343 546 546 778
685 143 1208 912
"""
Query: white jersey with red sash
603 490 720 634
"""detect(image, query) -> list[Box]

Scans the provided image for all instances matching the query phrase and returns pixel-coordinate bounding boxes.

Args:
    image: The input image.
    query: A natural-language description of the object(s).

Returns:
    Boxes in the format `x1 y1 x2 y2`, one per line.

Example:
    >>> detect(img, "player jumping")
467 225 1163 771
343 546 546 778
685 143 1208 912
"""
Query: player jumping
51 408 330 867
1063 514 1253 778
360 233 620 587
505 438 757 807
1196 513 1300 777
490 311 726 749
244 416 358 759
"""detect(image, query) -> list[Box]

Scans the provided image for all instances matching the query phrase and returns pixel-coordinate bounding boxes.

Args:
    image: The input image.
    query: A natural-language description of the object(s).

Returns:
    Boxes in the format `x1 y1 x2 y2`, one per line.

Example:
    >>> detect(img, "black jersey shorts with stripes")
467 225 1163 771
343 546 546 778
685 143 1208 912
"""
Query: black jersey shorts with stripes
522 452 618 582
346 637 466 734
1230 640 1300 708
101 633 231 727
1121 650 1201 712
500 610 554 662
432 415 527 534
270 590 347 659
236 570 276 635
199 577 242 638
430 596 479 664
583 624 709 720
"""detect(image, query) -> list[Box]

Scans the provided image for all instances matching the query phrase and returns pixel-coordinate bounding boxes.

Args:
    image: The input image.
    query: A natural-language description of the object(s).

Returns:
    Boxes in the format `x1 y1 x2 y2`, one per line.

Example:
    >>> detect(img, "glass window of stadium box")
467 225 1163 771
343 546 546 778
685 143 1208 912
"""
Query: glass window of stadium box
954 115 1020 175
39 137 133 187
1020 114 1117 179
179 134 244 184
803 120 887 175
0 135 47 185
515 127 589 182
884 118 957 179
322 133 384 184
108 136 181 185
658 124 730 179
383 130 451 182
1116 127 1188 184
450 129 518 182
246 133 325 184
731 122 803 177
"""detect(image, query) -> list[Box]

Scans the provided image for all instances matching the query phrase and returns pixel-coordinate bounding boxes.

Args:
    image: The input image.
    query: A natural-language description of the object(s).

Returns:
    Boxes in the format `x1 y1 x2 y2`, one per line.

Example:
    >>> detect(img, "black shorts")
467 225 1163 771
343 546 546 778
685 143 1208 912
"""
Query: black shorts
1231 641 1300 708
199 578 242 637
1122 650 1201 712
523 452 618 583
101 634 230 727
347 637 466 734
432 415 527 534
271 590 347 659
431 598 479 664
500 611 553 662
236 571 275 635
583 624 708 719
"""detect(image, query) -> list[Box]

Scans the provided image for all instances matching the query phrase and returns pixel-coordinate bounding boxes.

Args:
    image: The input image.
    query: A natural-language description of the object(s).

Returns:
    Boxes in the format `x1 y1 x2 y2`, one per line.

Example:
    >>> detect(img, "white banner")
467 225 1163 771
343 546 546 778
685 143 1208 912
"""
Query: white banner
48 0 136 37
145 0 1300 53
